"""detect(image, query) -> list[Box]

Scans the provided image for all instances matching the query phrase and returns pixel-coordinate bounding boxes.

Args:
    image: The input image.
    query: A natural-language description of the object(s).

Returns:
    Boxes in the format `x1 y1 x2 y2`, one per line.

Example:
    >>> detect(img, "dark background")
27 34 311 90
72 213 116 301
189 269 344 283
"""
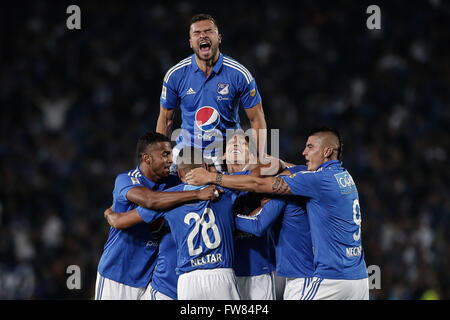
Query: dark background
0 0 449 299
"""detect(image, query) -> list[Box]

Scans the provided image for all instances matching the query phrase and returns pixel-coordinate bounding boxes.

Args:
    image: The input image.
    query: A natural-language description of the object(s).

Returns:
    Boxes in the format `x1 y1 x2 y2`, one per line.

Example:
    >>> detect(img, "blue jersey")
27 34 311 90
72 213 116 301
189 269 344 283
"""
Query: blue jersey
137 184 238 275
282 160 368 280
235 165 314 278
149 223 178 300
97 167 180 287
230 171 275 277
160 53 261 151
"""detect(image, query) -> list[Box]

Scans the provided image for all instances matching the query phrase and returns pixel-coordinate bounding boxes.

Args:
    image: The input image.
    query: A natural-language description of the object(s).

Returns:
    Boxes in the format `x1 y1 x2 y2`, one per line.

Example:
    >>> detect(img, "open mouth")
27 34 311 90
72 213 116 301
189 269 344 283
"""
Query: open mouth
199 41 211 53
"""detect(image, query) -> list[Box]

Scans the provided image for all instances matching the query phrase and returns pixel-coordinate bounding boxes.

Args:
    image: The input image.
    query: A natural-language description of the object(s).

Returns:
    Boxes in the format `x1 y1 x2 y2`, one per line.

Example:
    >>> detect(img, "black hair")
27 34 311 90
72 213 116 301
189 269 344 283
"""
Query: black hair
136 132 171 163
190 13 219 31
308 126 343 161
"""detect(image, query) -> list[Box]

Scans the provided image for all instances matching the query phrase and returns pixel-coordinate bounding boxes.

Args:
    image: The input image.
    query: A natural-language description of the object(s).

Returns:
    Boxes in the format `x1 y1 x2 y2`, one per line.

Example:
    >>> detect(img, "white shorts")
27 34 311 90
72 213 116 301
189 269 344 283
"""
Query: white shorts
144 284 174 300
94 273 147 300
301 277 369 300
237 272 276 300
283 277 314 300
177 268 241 300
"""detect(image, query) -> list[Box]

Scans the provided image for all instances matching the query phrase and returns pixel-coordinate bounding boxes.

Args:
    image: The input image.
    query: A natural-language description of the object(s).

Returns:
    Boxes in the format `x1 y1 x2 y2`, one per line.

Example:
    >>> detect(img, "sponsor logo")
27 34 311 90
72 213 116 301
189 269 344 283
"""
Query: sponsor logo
250 89 256 97
195 106 220 132
186 87 196 95
161 85 167 100
334 171 357 194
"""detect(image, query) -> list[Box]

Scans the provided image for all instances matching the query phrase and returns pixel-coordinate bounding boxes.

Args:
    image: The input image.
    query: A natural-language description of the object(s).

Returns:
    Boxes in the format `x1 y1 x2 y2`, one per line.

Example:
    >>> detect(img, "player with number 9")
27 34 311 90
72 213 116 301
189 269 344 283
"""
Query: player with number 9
186 127 369 300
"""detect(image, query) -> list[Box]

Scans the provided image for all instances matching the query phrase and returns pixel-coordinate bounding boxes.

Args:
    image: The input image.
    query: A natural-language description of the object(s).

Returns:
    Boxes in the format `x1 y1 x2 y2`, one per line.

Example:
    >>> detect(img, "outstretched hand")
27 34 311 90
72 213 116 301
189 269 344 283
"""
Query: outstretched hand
185 167 212 186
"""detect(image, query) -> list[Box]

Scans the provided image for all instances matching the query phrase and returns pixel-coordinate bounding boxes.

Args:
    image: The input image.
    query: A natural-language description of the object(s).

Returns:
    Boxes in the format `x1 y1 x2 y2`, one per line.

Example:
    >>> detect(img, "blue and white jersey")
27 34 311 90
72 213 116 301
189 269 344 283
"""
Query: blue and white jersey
160 53 261 151
97 167 180 287
137 184 238 275
230 170 275 277
281 160 368 280
150 223 178 300
235 165 314 278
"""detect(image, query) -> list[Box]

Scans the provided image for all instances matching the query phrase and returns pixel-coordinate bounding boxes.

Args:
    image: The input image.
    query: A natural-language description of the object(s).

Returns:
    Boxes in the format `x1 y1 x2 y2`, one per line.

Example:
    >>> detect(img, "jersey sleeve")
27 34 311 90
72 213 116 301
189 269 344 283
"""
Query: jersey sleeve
282 171 320 199
136 206 164 224
286 165 308 175
160 75 178 109
235 198 286 236
239 77 262 109
114 173 145 203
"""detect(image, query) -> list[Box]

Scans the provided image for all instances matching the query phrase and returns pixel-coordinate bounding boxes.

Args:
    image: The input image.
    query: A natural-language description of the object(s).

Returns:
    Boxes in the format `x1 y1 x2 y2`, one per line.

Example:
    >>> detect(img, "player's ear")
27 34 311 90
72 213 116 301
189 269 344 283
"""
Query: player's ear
218 33 222 44
323 147 333 159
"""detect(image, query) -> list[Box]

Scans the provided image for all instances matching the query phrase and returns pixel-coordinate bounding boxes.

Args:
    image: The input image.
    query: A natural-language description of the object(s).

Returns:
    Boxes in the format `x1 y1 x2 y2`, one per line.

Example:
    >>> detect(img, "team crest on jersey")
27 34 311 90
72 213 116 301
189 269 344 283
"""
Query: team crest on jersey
195 106 220 132
217 83 230 95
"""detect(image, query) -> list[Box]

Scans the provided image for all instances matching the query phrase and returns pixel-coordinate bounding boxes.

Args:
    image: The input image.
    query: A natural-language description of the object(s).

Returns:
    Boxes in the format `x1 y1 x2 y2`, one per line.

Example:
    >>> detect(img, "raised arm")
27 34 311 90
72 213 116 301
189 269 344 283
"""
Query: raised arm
156 105 175 138
185 167 292 195
127 184 219 210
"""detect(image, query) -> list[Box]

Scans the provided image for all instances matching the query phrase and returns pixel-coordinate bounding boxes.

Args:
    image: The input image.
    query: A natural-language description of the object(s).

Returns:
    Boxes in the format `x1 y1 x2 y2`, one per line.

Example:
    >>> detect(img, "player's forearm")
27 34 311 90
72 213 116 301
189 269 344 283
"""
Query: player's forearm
156 105 174 138
207 171 273 193
156 115 173 138
106 210 143 229
145 190 202 210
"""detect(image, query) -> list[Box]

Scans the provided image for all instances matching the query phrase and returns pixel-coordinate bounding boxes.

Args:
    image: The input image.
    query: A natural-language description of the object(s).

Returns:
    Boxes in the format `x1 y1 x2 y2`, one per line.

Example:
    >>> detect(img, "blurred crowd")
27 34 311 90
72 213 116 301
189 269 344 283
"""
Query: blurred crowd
1 0 449 299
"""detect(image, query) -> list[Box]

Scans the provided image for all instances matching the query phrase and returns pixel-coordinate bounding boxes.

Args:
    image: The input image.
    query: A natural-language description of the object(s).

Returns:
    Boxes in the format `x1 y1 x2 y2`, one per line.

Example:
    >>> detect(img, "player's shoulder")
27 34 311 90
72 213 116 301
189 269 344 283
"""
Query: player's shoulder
163 55 193 83
115 168 143 186
221 54 254 84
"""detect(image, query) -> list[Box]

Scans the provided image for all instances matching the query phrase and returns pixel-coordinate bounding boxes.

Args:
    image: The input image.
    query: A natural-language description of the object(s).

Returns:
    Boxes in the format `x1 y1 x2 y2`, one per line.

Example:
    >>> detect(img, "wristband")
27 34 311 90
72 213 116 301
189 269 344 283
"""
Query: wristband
216 173 223 185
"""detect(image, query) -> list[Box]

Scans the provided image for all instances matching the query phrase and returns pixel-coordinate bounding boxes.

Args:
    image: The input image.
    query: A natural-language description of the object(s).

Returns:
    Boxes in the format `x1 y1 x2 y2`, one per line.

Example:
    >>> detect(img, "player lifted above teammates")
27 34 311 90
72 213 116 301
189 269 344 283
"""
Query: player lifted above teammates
187 127 369 300
156 13 267 166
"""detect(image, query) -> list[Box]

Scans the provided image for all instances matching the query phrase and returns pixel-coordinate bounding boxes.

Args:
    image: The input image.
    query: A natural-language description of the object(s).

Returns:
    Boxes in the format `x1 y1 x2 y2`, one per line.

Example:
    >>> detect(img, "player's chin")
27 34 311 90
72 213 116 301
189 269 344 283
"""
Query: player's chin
161 167 171 176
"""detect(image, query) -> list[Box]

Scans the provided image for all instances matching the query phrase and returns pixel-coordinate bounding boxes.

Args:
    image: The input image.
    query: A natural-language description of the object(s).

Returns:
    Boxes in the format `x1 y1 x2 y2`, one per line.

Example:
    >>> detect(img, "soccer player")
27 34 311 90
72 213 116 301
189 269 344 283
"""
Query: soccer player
102 147 242 300
104 211 178 300
234 164 315 300
186 127 370 300
224 132 277 300
156 13 267 166
95 132 219 300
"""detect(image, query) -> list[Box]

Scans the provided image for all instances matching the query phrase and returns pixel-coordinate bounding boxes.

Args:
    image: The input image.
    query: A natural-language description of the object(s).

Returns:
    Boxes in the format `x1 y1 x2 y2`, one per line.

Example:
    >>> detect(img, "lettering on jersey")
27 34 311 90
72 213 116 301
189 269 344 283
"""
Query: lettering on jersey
217 83 230 95
161 85 167 100
130 177 140 185
334 171 356 194
146 240 159 247
346 245 362 257
190 253 222 267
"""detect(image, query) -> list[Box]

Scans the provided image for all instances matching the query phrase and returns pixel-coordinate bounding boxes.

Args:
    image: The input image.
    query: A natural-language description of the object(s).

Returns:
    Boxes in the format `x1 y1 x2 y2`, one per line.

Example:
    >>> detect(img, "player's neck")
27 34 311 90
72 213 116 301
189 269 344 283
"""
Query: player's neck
139 164 163 184
195 52 220 77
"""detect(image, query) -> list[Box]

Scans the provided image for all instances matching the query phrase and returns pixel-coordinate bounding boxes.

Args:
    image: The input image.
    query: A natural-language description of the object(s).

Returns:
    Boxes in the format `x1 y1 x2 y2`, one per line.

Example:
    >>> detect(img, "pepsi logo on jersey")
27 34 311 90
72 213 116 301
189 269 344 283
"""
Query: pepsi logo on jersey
195 106 220 132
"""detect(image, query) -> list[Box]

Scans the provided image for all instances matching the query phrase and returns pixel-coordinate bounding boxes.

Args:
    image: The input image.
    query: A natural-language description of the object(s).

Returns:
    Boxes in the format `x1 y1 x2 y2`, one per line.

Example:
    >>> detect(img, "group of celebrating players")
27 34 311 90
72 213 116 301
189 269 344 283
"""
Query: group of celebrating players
94 13 369 300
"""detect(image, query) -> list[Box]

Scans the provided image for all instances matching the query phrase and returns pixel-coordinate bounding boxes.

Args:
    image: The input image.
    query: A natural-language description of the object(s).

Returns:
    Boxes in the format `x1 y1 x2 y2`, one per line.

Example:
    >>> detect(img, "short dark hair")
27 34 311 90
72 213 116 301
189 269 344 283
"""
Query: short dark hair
308 126 343 161
190 13 219 30
176 146 205 174
136 132 170 163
